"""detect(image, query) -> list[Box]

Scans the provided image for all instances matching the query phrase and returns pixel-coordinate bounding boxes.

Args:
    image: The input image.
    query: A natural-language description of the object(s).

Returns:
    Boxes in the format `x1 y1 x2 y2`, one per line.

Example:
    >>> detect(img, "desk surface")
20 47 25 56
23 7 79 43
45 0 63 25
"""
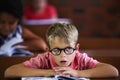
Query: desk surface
92 76 119 80
5 76 120 80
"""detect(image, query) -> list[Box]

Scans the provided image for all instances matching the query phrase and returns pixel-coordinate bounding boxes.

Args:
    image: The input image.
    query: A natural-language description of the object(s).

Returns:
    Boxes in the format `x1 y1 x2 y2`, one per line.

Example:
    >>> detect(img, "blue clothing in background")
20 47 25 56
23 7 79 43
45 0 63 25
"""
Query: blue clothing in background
0 25 33 56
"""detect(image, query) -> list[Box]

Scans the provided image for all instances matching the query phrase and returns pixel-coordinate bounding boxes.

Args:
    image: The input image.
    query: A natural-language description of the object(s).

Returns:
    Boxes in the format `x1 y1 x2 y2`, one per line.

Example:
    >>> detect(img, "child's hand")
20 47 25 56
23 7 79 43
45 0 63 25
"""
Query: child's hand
53 67 78 77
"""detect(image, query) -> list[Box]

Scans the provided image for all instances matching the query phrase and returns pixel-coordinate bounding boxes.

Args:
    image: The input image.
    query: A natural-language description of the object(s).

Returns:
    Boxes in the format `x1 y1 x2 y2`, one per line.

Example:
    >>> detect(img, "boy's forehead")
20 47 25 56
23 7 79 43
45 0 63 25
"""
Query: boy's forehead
49 37 75 48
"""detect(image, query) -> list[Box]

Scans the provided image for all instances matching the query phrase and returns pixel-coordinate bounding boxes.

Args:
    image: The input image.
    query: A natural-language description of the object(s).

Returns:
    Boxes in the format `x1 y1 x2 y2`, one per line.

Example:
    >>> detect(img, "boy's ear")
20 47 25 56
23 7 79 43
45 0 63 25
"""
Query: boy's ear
46 47 49 51
76 43 80 50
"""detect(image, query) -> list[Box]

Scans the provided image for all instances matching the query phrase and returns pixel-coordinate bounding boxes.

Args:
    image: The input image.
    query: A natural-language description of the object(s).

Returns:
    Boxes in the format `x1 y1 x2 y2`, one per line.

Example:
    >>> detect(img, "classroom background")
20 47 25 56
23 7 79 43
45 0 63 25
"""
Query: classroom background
23 0 120 37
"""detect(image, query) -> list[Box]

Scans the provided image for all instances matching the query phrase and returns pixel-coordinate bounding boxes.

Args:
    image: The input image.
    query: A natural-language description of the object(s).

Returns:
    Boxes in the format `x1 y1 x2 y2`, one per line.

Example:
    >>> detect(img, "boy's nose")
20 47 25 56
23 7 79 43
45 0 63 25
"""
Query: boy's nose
60 50 66 57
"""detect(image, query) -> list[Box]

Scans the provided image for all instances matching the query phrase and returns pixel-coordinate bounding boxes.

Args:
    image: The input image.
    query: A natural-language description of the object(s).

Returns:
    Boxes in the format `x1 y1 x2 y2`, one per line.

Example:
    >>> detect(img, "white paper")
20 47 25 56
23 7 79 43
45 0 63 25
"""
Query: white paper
22 75 90 80
0 37 23 56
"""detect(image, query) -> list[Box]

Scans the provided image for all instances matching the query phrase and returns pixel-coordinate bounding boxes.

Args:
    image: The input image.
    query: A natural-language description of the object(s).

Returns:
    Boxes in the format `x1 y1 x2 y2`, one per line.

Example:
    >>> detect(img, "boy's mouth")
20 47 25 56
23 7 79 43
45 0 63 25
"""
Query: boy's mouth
60 60 67 64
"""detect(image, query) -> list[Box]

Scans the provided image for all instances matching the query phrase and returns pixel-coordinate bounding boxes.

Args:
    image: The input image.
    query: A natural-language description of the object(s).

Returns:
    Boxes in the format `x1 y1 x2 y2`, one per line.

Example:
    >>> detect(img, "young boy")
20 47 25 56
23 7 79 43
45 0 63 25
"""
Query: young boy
0 0 48 56
5 23 119 78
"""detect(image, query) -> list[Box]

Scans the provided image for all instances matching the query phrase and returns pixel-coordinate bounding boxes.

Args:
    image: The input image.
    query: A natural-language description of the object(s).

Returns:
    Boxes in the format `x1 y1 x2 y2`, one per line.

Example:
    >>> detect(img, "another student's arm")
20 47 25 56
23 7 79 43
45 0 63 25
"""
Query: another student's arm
4 63 55 78
19 27 48 52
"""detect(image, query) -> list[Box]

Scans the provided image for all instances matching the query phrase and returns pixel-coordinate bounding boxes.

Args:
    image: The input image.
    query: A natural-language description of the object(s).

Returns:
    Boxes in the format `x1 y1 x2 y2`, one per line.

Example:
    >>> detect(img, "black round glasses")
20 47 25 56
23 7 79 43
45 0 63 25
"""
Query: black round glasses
50 47 75 56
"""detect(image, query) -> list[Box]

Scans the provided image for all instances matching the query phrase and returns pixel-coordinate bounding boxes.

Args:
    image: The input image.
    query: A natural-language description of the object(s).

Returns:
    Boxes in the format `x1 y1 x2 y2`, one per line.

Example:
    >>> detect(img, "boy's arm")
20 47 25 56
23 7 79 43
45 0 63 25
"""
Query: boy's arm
4 63 55 78
76 63 119 78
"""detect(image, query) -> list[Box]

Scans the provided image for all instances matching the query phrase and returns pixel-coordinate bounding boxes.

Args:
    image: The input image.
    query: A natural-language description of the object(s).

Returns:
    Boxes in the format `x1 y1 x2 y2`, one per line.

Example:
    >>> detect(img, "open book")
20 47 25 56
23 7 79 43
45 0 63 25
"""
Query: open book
0 37 33 56
22 75 90 80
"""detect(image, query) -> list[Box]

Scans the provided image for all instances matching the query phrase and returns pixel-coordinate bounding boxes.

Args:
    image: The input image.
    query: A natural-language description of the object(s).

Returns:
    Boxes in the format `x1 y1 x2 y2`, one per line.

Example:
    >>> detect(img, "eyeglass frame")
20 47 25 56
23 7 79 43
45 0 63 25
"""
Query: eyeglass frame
49 46 76 56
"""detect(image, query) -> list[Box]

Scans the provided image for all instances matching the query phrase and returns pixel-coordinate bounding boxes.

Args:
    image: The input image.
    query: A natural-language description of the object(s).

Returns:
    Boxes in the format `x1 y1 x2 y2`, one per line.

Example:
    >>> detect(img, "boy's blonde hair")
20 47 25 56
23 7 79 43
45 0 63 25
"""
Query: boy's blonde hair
46 23 78 47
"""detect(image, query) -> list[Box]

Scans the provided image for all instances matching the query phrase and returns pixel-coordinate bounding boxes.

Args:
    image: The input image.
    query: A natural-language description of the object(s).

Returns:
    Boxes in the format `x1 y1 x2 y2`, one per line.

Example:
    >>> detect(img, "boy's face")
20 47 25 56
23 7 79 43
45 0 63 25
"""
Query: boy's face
49 37 76 67
0 12 18 36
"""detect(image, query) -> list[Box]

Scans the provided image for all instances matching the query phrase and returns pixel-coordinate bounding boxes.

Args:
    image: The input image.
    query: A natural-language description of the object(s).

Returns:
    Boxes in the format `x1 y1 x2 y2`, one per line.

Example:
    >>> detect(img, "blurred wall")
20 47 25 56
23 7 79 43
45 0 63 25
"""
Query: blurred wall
23 0 120 37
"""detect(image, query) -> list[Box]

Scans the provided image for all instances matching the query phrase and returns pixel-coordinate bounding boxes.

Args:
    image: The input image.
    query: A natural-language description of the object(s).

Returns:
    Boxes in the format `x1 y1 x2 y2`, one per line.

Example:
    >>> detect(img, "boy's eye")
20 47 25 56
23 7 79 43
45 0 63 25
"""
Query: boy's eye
52 48 59 52
65 47 74 54
51 48 60 55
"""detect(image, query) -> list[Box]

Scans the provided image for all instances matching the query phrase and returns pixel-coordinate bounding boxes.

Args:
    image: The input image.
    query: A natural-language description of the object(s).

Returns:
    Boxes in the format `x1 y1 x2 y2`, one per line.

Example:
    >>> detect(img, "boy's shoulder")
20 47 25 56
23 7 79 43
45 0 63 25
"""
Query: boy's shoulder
75 50 88 56
36 52 50 58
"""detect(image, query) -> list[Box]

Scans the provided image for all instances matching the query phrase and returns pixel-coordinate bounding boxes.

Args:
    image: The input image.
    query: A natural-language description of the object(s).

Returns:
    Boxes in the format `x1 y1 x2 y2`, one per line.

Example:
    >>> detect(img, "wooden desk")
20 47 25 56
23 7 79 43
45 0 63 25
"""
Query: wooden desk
23 25 49 40
91 76 120 80
82 49 120 74
4 76 120 80
0 56 33 80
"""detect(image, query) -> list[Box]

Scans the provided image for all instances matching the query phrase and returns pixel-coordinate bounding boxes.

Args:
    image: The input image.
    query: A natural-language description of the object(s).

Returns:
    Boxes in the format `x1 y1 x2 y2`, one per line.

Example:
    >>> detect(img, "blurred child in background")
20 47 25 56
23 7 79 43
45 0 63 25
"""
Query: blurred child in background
0 0 48 56
23 0 58 20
